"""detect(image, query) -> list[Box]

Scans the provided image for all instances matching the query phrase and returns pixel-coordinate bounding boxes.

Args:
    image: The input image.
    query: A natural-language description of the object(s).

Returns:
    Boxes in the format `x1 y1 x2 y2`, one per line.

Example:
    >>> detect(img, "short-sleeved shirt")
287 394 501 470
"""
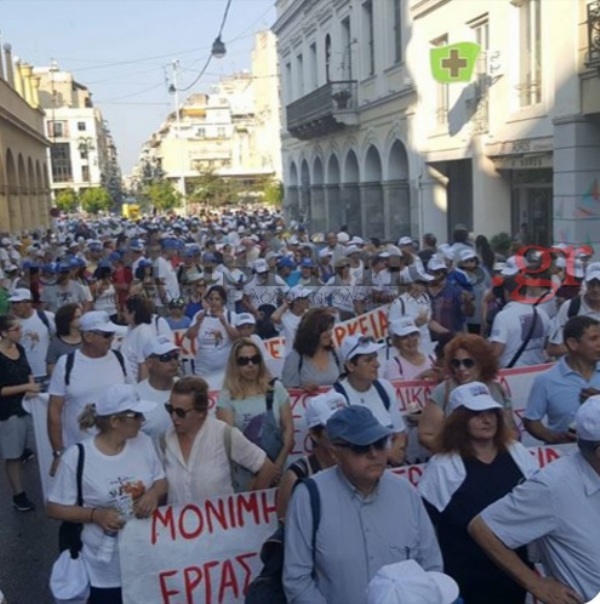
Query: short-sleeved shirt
429 281 467 333
524 358 600 433
19 309 55 377
41 280 88 313
481 452 600 601
46 335 82 367
281 348 342 388
0 344 32 420
549 296 600 345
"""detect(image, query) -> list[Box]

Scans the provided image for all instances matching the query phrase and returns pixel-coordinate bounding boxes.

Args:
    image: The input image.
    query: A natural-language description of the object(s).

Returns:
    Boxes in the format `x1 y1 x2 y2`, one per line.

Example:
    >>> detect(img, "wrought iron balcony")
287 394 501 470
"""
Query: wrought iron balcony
587 0 600 67
286 80 358 140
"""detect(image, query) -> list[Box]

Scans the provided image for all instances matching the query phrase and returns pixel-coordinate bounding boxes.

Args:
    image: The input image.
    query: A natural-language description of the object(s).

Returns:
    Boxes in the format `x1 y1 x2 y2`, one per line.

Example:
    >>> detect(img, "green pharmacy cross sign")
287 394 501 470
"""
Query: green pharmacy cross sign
431 42 481 83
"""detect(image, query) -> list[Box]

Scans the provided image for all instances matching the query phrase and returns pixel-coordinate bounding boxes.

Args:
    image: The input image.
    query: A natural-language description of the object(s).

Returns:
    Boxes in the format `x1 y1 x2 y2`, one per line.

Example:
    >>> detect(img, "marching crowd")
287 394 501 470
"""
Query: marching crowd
0 209 599 604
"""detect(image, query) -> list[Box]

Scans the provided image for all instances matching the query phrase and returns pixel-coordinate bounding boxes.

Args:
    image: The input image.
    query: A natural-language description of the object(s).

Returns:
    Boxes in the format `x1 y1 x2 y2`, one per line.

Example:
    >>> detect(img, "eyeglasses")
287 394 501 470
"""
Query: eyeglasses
164 403 195 418
237 354 261 367
119 411 145 421
450 358 476 370
90 330 115 339
347 336 375 359
334 436 389 456
152 351 180 363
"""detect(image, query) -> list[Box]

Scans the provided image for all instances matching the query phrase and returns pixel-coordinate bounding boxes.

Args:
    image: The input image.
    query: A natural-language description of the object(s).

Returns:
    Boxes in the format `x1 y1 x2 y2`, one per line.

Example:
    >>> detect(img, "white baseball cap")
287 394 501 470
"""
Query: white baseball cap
348 236 365 246
143 335 179 359
337 232 350 244
427 258 447 273
501 256 520 277
345 245 360 256
288 286 312 301
79 311 120 333
401 267 434 284
397 236 413 247
340 335 384 362
305 391 348 429
367 560 459 604
94 384 156 417
233 312 256 327
458 248 477 262
253 258 269 273
575 395 600 440
318 248 333 259
448 382 503 414
8 288 32 303
389 318 420 338
584 262 600 283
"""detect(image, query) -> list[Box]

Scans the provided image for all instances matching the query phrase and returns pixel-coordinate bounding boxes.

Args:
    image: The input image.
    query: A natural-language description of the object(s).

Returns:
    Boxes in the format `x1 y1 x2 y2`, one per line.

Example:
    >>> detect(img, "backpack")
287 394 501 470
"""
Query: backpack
567 296 581 319
244 478 321 604
333 379 391 411
64 349 126 386
36 309 52 335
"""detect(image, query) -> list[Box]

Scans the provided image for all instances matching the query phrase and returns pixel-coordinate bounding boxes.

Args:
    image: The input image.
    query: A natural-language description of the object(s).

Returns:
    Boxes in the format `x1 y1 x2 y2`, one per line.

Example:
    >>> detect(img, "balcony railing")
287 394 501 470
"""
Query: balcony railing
587 0 600 66
286 80 358 140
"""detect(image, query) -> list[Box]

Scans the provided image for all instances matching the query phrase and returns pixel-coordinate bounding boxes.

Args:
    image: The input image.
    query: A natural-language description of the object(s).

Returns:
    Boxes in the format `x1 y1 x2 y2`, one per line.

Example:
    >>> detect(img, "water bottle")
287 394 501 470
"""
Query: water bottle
97 531 117 563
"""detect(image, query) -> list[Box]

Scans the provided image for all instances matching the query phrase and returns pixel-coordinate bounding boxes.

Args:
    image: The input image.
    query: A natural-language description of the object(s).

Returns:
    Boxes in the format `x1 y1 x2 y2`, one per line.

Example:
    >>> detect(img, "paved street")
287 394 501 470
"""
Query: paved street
0 458 57 604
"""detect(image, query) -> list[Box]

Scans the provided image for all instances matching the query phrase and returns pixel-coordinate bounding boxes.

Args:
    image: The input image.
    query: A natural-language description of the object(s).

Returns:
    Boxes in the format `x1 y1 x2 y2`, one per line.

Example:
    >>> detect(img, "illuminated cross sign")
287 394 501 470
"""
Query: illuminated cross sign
430 42 481 83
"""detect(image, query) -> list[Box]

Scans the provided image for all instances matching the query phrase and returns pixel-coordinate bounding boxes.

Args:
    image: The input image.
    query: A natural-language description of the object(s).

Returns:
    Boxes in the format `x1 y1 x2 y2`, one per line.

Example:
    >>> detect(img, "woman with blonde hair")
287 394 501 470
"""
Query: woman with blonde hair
217 338 294 490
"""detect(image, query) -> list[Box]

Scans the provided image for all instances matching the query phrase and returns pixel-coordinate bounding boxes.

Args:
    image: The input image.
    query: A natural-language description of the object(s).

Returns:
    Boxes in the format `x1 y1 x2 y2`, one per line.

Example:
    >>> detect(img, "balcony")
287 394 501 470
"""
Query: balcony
587 0 600 67
286 81 359 141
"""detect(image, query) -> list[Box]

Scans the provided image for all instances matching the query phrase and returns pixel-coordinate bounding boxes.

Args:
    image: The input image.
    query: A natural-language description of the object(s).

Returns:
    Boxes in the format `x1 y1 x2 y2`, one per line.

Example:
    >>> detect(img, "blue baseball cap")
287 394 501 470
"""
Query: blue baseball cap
300 258 314 268
42 262 58 274
326 405 392 445
129 240 144 252
109 251 123 263
202 252 217 264
22 260 38 270
139 258 153 269
277 256 296 269
58 262 71 273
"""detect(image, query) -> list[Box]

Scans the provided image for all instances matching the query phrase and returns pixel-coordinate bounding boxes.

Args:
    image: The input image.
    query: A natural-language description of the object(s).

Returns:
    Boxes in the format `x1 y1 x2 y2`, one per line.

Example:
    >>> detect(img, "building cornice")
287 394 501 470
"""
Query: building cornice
0 104 49 146
358 86 417 113
410 0 453 20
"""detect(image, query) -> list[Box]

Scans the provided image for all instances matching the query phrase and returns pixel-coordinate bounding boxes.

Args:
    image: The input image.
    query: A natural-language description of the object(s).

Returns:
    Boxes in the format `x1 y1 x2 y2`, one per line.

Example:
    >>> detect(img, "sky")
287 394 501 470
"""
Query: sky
0 0 277 174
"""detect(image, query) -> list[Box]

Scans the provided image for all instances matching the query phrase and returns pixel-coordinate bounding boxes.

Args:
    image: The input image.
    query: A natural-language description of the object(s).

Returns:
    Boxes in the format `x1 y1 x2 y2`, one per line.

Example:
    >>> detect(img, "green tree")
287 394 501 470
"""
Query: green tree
263 179 283 207
146 180 182 212
54 188 79 213
80 187 113 215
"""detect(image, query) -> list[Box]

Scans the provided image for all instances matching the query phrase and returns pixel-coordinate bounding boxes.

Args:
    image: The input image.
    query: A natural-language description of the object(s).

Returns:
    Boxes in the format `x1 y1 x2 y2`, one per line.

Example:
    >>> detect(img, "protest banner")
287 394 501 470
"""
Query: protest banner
120 444 571 604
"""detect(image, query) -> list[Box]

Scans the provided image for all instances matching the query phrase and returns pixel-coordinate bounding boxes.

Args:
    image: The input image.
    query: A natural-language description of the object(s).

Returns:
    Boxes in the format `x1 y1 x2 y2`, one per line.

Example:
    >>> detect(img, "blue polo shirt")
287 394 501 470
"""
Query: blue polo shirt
524 358 600 432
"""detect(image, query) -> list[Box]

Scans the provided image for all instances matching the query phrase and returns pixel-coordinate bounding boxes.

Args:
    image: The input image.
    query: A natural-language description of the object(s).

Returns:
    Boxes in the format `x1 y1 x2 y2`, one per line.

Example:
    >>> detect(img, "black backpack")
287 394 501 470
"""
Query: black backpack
244 478 320 604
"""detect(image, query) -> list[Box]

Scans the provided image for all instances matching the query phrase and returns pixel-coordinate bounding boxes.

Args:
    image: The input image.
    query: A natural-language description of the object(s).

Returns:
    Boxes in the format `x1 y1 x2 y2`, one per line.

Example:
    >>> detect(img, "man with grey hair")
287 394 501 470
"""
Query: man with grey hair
469 396 600 604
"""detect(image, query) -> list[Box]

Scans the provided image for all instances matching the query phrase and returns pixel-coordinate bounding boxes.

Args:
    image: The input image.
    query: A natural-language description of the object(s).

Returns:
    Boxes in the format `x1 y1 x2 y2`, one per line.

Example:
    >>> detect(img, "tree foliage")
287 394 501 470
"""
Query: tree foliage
54 188 79 213
145 180 182 212
80 187 113 215
263 179 283 207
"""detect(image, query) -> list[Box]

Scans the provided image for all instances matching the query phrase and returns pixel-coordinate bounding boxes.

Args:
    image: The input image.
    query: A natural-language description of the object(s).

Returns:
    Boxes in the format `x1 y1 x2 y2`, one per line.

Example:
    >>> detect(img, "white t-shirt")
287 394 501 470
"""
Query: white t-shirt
48 350 128 447
490 301 551 368
192 311 238 376
278 311 302 357
19 309 55 377
333 378 406 433
48 434 165 588
320 276 369 315
154 256 180 306
222 267 246 309
549 296 600 345
135 379 174 443
162 416 266 504
93 283 117 316
120 320 174 383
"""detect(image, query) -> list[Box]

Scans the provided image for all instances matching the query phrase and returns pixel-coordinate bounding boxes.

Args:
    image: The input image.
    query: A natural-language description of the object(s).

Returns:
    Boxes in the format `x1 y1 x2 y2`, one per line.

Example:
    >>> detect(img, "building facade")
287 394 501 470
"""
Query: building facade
0 42 52 232
274 0 600 250
133 30 282 206
34 64 122 203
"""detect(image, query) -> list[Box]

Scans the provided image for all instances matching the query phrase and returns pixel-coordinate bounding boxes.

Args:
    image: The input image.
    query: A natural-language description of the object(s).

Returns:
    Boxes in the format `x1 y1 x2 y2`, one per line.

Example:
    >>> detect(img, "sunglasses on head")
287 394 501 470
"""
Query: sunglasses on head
335 436 389 456
91 330 115 339
237 354 261 367
347 335 375 359
164 403 194 418
152 351 180 363
119 411 145 420
450 358 476 370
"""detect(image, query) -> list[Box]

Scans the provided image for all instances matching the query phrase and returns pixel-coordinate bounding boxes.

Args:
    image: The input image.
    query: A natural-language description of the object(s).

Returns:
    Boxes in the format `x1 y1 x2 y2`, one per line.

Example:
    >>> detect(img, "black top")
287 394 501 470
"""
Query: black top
424 450 530 604
0 344 32 421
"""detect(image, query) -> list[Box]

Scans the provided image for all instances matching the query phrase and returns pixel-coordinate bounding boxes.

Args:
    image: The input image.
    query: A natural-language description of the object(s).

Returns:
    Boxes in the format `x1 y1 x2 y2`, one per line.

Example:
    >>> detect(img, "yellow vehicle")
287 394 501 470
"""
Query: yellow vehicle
122 203 141 220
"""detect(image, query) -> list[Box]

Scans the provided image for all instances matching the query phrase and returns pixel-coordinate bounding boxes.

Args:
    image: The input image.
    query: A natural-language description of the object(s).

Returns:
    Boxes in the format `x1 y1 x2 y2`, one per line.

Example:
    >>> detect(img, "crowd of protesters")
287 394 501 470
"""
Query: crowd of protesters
0 209 599 603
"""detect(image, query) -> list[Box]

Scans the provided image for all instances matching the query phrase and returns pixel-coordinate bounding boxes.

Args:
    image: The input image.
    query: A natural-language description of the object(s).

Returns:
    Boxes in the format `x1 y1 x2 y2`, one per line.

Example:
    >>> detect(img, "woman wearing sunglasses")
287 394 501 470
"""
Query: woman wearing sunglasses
217 339 294 490
418 382 536 604
47 384 167 604
418 334 516 453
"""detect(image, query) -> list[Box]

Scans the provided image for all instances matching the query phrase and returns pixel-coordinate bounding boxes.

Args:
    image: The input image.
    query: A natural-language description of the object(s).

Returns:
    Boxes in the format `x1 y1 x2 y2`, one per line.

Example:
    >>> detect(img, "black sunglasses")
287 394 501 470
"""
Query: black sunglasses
91 330 115 339
450 358 476 370
164 403 194 418
119 411 145 421
152 351 180 363
237 354 261 367
335 436 389 456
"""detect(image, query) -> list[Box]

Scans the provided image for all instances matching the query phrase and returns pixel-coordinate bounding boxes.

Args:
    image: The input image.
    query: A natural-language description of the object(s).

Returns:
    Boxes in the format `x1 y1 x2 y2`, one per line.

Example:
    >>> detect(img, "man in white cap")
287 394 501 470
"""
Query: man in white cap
9 288 55 383
548 261 600 358
324 232 345 264
272 286 312 357
136 336 181 442
283 405 442 604
367 559 459 604
47 311 128 476
469 395 600 604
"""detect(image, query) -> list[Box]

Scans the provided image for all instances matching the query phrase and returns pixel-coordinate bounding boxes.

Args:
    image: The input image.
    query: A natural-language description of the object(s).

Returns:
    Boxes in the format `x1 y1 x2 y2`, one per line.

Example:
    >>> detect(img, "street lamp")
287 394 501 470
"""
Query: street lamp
211 36 227 59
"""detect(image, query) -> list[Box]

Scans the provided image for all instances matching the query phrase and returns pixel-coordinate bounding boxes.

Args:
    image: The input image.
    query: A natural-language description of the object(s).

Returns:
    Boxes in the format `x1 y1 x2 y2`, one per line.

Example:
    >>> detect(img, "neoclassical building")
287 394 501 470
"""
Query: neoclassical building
0 41 51 233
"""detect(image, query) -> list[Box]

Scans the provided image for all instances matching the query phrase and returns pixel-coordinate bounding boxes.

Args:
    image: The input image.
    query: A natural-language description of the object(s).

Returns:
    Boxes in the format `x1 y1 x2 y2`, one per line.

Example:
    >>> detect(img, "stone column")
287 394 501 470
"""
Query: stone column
310 184 326 233
0 186 10 232
360 182 385 239
285 186 299 222
21 63 34 106
553 115 600 252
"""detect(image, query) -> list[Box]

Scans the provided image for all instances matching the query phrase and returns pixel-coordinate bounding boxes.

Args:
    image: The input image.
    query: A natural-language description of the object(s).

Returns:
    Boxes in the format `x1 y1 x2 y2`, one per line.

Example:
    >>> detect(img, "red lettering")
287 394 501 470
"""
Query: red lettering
179 504 204 540
184 566 203 604
260 489 278 524
159 569 180 603
152 506 176 545
218 559 240 602
203 560 220 604
377 309 388 338
236 492 260 527
407 465 423 487
346 320 361 336
236 552 258 596
205 498 228 533
333 324 347 346
357 314 369 336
